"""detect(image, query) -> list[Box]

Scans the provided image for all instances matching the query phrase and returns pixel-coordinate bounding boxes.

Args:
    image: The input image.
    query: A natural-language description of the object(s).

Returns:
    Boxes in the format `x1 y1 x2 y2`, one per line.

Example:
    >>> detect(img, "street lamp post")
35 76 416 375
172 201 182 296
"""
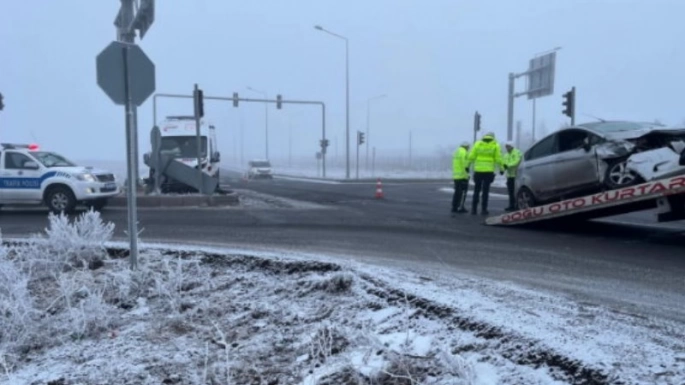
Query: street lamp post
246 86 269 159
366 94 386 171
314 24 350 179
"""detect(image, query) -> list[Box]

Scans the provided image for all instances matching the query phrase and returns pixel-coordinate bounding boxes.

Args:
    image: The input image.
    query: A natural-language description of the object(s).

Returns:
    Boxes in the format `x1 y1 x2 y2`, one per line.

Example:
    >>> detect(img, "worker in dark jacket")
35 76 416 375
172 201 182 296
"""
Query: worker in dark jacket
467 132 503 215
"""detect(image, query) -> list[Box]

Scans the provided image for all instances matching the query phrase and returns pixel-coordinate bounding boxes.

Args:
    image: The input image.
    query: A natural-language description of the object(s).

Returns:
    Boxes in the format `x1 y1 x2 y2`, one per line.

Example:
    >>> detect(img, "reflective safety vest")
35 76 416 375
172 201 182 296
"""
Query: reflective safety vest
467 138 502 173
452 146 469 180
502 148 523 178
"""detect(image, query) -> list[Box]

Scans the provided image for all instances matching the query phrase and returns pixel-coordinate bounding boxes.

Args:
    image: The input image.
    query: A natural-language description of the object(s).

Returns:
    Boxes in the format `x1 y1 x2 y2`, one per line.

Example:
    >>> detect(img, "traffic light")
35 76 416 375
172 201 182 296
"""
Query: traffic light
474 111 481 132
232 92 239 107
357 131 365 145
194 87 204 118
276 94 282 109
0 92 4 111
562 87 576 124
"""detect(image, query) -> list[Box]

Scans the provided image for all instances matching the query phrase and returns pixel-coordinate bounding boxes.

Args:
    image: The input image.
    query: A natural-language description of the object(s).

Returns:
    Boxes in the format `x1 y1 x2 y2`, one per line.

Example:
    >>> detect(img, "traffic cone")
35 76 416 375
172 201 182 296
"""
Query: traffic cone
375 178 384 199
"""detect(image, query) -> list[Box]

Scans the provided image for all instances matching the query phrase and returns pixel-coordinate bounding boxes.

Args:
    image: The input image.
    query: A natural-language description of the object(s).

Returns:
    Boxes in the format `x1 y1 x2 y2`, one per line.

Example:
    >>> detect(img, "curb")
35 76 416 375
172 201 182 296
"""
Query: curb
108 192 240 208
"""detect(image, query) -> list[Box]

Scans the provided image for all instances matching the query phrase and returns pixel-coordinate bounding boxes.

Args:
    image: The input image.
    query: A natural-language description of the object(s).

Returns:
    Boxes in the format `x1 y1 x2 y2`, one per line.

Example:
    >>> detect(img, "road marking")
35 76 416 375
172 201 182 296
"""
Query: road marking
439 187 509 199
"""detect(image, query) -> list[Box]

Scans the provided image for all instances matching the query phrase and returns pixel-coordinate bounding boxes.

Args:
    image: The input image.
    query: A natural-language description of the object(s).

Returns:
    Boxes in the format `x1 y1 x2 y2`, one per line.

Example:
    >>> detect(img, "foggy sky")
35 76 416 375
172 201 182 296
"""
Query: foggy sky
1 0 684 162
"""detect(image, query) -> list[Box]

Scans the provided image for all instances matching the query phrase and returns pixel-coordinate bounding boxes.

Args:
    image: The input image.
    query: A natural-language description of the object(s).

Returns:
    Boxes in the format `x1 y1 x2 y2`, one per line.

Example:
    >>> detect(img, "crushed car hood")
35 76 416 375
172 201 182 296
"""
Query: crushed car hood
603 127 685 141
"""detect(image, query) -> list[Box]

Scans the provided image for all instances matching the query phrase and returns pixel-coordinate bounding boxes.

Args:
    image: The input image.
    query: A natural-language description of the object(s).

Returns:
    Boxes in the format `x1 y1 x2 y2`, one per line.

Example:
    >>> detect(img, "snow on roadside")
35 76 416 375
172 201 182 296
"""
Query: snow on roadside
1 212 683 384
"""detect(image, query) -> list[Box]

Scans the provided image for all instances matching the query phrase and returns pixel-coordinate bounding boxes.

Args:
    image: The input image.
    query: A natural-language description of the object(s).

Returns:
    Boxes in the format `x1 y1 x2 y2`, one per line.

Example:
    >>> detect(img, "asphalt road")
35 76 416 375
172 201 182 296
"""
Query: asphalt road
1 170 684 325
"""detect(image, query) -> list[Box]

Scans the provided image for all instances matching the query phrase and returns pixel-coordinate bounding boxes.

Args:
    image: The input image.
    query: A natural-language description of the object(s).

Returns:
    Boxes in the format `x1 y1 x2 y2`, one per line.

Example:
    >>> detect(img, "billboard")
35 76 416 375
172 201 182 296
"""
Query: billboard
526 52 556 100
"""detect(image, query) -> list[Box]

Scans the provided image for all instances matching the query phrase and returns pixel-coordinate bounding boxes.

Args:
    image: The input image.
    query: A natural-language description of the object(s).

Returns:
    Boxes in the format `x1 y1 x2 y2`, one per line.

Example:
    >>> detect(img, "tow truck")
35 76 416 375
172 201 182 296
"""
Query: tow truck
486 166 685 226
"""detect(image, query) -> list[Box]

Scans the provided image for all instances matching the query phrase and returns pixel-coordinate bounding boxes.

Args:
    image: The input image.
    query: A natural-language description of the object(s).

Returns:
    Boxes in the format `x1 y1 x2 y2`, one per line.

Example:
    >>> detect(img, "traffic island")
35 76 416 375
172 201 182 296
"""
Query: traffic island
108 190 239 208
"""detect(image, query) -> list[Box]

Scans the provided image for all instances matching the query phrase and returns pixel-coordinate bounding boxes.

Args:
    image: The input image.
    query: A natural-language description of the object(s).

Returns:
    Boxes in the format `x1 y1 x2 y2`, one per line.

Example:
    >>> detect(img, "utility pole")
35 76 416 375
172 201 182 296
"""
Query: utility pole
372 146 376 177
314 25 350 179
408 130 412 169
289 122 293 167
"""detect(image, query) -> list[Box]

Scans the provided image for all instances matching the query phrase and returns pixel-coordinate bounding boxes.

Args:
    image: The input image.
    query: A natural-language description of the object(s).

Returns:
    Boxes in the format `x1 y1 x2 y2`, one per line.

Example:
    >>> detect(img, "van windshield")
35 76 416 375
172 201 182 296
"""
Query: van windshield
160 136 208 158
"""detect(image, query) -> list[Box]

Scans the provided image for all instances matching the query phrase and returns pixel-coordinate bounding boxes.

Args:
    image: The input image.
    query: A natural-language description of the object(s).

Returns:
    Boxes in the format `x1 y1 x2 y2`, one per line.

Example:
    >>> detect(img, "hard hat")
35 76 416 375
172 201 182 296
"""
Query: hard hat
460 141 470 147
485 131 495 137
504 140 515 147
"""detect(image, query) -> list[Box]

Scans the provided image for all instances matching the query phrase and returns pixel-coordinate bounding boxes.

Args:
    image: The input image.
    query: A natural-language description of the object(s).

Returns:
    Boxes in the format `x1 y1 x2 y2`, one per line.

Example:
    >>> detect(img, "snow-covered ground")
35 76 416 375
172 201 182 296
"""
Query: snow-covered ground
1 212 683 384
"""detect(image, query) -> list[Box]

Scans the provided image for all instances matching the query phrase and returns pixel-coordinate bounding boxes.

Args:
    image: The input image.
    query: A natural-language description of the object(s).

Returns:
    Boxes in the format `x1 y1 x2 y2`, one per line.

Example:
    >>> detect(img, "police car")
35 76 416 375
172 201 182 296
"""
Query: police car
0 143 120 213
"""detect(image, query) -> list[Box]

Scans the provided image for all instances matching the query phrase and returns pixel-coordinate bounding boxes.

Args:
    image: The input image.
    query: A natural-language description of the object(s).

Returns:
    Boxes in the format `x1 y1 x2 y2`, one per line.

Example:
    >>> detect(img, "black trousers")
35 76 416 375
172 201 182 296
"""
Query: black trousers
472 172 495 212
452 179 468 211
506 177 516 209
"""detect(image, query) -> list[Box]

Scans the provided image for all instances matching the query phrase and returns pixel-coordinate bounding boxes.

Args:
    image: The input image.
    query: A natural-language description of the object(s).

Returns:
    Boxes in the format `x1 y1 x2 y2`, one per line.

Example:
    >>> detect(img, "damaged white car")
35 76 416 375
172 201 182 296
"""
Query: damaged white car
515 121 685 208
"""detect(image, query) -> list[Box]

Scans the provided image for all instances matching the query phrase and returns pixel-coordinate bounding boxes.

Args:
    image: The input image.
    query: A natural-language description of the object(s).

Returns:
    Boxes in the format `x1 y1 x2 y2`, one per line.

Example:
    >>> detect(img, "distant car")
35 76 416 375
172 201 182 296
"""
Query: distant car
515 121 685 209
247 160 273 179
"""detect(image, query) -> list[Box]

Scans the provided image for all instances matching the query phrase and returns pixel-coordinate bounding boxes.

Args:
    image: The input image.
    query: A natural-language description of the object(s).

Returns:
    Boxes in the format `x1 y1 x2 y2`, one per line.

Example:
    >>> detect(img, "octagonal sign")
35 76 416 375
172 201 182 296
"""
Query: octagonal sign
96 41 155 106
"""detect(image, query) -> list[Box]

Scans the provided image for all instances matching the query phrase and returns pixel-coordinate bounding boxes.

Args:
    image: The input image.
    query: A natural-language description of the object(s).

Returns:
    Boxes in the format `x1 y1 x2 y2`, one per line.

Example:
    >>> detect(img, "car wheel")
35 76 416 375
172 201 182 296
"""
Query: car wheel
45 186 76 214
516 187 537 209
604 158 643 190
86 198 108 211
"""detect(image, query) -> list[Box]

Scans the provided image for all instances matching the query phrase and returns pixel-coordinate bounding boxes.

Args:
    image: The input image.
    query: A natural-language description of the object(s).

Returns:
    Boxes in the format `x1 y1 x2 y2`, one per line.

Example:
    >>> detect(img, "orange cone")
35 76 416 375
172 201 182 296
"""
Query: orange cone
375 178 384 199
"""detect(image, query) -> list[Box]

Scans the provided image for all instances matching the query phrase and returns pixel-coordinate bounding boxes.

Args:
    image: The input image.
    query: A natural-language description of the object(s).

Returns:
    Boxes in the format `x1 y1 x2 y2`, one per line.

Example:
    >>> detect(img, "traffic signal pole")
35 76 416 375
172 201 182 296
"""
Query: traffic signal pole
153 93 328 178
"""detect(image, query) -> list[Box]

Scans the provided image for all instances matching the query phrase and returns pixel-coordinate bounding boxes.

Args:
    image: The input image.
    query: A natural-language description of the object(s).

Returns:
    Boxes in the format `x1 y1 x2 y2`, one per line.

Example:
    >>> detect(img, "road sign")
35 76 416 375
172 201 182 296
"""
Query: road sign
96 41 155 106
526 52 556 100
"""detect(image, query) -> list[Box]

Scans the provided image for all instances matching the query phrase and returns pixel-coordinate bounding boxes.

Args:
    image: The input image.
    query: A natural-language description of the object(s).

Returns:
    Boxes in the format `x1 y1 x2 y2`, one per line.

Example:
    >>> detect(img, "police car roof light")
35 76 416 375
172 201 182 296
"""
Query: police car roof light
28 144 39 151
1 143 32 150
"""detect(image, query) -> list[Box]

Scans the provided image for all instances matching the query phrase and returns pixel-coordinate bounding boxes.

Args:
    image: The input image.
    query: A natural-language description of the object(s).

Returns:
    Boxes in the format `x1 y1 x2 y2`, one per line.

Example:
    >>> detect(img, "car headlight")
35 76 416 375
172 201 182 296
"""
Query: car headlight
77 173 97 182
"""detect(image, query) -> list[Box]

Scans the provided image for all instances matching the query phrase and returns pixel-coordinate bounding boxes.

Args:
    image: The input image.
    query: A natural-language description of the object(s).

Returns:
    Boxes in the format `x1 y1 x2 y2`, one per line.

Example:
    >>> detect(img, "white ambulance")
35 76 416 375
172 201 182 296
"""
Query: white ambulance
144 116 221 192
0 143 120 213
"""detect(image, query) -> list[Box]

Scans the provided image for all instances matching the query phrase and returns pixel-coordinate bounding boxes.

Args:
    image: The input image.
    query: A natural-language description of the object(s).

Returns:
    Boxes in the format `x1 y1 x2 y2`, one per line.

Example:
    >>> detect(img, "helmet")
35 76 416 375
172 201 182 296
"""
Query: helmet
482 131 495 141
504 140 515 148
460 141 470 147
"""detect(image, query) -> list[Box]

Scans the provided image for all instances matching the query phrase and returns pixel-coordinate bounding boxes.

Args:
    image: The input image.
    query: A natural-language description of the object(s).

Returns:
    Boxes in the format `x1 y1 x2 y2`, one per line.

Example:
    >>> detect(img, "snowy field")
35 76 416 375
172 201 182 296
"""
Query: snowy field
1 212 683 384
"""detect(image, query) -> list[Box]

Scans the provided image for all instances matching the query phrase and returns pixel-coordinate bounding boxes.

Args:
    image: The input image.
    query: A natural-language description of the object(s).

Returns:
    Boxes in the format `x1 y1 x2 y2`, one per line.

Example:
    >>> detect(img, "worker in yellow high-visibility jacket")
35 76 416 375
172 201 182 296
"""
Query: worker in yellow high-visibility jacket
467 131 503 215
451 141 471 215
502 141 523 211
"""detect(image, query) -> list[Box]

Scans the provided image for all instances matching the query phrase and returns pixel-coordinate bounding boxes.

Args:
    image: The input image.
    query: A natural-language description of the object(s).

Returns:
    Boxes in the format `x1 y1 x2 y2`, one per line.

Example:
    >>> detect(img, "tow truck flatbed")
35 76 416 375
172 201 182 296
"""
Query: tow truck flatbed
485 174 685 226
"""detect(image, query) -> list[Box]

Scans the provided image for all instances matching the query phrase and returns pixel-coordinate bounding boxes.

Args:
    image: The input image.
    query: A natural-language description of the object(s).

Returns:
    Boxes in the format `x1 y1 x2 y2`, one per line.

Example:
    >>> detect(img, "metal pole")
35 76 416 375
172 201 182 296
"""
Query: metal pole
118 0 138 270
345 39 350 179
322 103 327 178
240 112 244 166
532 98 537 141
507 73 515 142
122 45 138 270
365 100 370 171
265 96 269 159
571 86 576 126
193 84 203 195
516 120 522 149
372 146 376 177
356 132 359 179
408 130 412 169
289 122 292 168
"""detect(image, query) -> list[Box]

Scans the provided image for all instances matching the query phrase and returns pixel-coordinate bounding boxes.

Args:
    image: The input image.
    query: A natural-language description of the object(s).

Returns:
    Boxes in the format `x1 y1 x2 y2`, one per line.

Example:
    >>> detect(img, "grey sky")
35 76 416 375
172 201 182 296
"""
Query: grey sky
1 0 684 162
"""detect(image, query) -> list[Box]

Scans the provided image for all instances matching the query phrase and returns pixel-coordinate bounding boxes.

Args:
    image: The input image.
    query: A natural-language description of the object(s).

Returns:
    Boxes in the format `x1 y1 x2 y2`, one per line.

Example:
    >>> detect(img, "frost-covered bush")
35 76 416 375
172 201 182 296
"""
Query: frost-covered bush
0 210 119 367
42 210 115 270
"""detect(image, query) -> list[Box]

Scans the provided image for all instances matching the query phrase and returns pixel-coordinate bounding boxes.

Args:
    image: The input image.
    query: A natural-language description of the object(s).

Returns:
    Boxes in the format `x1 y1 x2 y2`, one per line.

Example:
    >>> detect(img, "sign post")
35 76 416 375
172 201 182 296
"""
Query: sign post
97 0 156 269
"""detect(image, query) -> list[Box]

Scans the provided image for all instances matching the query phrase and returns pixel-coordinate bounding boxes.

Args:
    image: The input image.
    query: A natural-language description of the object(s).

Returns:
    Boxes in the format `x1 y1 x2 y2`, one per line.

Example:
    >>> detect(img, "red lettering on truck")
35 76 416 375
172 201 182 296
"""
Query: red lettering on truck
668 176 685 190
572 198 585 208
648 182 667 195
549 203 562 213
591 193 603 204
619 188 636 199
